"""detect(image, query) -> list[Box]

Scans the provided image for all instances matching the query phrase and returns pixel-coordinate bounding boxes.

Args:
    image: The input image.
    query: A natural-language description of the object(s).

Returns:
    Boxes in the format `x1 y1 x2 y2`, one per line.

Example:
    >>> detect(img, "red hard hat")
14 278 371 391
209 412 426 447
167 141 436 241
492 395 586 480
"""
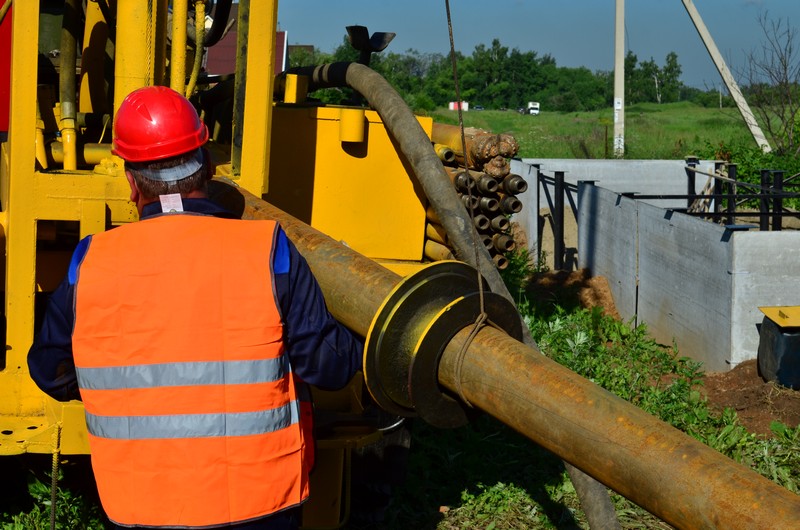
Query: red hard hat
112 86 209 162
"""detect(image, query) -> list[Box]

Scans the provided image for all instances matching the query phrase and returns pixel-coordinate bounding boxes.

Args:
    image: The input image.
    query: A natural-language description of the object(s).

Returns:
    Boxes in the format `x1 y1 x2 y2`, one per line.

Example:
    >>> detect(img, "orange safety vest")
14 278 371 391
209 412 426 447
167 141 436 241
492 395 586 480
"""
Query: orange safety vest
72 214 309 528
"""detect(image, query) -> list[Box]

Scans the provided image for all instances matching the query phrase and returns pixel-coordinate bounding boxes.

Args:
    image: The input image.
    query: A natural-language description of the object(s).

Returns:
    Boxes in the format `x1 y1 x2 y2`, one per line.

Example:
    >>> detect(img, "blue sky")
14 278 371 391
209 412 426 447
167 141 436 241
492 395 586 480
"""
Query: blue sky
276 0 798 89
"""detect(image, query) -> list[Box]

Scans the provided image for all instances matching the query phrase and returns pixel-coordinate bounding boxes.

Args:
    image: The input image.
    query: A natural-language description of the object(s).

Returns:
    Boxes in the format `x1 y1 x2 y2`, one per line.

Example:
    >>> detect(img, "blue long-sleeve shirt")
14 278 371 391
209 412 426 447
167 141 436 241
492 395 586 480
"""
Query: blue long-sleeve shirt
28 198 364 402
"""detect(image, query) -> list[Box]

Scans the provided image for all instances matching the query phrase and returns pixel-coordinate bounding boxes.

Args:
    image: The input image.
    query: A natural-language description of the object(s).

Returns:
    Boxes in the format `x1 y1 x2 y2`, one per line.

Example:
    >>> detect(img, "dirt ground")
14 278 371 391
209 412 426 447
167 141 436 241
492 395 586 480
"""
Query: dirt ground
528 269 800 437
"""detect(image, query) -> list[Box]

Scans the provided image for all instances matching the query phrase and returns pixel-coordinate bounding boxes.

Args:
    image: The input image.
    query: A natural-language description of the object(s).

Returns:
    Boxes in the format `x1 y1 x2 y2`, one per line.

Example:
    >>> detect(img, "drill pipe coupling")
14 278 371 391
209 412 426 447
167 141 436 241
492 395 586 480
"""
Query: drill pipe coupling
363 261 523 428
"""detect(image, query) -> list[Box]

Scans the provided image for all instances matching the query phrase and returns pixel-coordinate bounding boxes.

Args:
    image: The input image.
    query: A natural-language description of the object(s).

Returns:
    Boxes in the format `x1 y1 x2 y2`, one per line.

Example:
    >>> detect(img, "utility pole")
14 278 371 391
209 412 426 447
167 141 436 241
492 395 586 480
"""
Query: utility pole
613 0 625 157
681 0 771 152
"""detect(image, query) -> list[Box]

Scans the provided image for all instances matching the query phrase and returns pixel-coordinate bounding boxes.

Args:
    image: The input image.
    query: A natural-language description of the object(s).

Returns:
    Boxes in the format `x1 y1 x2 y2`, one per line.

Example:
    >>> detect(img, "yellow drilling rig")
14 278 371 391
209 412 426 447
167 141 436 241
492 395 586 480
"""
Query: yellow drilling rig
0 2 798 529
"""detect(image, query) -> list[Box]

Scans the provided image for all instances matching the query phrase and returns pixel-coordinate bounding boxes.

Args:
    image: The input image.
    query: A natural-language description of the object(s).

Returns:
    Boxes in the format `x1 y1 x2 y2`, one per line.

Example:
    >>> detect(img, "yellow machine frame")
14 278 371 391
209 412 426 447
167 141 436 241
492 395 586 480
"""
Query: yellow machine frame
0 1 430 526
0 0 277 454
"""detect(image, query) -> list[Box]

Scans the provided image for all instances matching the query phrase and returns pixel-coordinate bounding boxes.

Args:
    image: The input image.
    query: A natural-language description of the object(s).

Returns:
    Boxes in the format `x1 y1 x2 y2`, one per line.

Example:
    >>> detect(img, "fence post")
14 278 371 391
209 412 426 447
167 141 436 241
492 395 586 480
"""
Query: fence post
554 171 565 270
713 161 724 217
773 170 784 231
726 163 737 225
532 164 543 268
760 169 771 231
686 156 698 210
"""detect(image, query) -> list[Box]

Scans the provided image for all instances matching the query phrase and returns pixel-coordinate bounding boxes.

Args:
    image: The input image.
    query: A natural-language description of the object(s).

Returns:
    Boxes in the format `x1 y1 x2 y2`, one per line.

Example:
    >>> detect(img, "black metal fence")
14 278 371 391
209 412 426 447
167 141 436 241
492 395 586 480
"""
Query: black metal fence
536 158 799 271
632 158 800 231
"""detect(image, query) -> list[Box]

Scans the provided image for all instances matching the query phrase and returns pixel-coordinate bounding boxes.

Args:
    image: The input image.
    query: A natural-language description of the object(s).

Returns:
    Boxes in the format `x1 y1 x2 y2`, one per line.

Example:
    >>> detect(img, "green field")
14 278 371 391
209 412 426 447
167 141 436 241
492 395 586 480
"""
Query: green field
430 101 758 160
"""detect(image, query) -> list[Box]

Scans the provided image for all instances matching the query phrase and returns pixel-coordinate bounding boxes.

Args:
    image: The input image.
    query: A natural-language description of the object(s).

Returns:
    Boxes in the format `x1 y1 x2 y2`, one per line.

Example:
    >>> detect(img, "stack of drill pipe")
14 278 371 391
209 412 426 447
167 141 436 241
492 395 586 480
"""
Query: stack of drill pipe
428 125 527 269
431 123 518 169
432 166 528 270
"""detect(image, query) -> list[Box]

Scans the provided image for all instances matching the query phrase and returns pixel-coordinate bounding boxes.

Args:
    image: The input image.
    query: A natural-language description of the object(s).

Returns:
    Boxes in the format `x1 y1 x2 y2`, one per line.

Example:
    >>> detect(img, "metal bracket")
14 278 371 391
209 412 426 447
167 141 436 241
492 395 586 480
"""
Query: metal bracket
363 261 522 428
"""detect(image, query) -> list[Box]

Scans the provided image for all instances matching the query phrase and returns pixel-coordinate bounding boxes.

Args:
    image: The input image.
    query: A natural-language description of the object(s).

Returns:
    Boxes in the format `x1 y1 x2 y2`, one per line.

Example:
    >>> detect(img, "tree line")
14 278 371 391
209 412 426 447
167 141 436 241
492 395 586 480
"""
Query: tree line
289 37 734 113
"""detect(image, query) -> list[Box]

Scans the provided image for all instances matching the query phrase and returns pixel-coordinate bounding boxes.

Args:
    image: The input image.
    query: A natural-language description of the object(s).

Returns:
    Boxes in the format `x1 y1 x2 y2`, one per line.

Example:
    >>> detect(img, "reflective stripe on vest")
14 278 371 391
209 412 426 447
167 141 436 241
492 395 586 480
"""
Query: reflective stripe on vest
76 358 288 390
86 401 300 439
72 215 308 528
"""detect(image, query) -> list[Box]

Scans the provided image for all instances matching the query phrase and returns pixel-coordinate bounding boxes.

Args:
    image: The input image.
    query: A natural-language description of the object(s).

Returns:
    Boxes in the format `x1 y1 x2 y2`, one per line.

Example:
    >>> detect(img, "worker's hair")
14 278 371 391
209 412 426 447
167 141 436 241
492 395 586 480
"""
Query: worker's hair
126 149 209 200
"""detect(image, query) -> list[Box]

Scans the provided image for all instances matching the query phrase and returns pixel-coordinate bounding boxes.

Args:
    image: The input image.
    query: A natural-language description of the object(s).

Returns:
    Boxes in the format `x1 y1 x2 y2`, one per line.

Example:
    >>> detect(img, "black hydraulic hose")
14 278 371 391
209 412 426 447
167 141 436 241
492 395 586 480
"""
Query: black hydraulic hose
283 62 501 293
203 0 233 47
281 62 621 529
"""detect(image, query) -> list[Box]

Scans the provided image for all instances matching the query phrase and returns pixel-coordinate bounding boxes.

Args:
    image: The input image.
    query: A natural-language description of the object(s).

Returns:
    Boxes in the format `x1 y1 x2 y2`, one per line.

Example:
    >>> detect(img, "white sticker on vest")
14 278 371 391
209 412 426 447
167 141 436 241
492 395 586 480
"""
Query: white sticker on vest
159 194 184 213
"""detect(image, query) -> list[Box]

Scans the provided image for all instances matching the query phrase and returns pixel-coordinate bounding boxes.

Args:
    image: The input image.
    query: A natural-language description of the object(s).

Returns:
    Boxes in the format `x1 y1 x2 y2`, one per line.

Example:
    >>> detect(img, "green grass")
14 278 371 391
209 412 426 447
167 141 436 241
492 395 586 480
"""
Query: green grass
428 102 756 160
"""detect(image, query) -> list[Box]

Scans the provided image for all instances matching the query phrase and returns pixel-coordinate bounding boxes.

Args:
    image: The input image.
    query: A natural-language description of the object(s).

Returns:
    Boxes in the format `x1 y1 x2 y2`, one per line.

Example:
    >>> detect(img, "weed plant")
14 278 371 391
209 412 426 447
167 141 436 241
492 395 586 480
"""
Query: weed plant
0 456 107 529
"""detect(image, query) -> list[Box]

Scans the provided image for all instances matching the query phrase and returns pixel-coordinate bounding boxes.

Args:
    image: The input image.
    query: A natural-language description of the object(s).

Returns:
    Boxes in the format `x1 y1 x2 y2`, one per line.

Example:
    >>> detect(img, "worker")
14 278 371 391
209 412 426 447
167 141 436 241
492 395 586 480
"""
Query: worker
27 86 364 530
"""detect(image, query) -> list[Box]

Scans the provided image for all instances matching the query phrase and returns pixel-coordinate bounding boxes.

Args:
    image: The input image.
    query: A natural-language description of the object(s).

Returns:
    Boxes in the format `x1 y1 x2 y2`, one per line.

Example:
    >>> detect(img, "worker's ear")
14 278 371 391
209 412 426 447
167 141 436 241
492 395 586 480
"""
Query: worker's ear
125 170 140 204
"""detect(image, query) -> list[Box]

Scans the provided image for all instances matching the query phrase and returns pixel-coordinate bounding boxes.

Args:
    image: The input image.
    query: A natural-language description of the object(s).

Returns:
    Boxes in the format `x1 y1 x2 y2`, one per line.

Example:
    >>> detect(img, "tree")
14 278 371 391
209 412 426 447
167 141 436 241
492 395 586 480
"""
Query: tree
741 12 800 156
661 52 682 103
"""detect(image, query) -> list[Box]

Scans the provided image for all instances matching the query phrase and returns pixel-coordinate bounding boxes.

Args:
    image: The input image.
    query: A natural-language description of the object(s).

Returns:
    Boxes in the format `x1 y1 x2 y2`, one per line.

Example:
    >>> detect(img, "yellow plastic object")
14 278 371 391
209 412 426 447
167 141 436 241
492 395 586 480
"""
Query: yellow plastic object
338 108 365 143
266 105 429 261
759 306 800 327
283 73 308 104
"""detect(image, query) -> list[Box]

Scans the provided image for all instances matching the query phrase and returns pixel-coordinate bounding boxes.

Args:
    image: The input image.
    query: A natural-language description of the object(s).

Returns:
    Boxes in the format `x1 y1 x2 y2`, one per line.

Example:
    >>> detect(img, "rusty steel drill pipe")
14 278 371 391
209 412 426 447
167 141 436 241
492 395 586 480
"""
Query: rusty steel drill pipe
280 62 620 527
227 183 800 530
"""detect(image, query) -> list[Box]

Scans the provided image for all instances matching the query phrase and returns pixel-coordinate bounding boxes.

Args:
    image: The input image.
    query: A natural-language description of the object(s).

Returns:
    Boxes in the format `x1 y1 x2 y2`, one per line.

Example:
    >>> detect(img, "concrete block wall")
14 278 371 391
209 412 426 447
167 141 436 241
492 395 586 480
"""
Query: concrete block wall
511 158 717 270
577 182 800 372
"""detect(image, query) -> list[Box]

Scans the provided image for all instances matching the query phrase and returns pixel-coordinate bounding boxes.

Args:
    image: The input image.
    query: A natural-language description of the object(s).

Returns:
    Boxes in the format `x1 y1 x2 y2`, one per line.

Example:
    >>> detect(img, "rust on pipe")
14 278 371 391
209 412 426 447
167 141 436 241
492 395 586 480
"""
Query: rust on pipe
491 252 509 270
444 167 476 193
499 195 523 214
500 174 529 195
489 215 510 232
222 182 397 334
461 194 479 211
473 173 498 195
477 197 499 215
483 155 510 179
472 214 490 231
225 182 800 530
492 233 515 253
446 167 498 195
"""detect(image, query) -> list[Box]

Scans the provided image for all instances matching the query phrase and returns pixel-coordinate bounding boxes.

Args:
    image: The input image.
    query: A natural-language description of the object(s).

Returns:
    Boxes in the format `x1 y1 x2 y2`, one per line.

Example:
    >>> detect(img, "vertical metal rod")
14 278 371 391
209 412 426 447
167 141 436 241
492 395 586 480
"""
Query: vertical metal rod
685 156 698 210
712 161 723 218
231 0 249 176
760 169 771 231
726 163 737 225
773 170 784 231
534 164 543 265
554 171 565 270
